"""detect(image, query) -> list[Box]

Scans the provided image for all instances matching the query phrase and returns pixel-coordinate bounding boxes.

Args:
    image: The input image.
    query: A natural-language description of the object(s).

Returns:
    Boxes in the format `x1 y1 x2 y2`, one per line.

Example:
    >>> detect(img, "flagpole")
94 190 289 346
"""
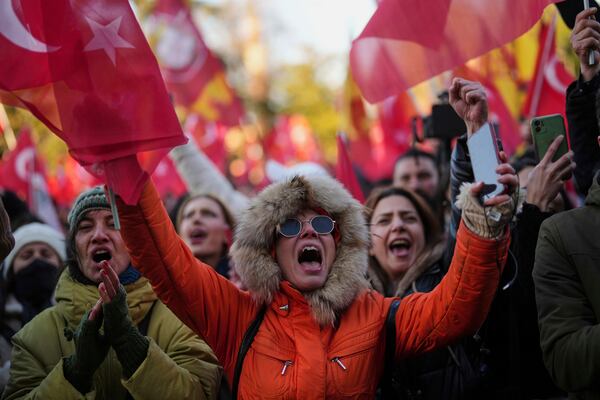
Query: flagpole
108 187 121 230
584 0 596 65
528 15 557 118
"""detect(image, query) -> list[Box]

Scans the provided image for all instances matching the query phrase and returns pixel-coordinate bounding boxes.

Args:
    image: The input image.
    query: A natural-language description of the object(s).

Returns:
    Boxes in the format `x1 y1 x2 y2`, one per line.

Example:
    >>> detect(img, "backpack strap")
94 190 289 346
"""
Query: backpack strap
379 299 401 399
232 305 267 399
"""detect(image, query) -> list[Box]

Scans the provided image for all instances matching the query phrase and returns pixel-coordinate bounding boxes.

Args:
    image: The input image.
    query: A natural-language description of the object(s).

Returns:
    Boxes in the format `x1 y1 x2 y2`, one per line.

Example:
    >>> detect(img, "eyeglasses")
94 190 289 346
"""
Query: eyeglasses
277 215 336 238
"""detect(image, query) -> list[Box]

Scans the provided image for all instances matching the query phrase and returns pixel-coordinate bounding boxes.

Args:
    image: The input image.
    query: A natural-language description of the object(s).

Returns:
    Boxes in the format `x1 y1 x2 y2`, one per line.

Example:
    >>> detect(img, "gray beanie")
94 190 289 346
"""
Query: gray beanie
67 186 110 233
66 186 110 256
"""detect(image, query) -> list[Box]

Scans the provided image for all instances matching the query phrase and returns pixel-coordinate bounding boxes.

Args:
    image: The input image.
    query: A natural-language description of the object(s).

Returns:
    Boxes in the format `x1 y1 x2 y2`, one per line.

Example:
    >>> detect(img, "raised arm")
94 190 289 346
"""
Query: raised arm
170 141 250 217
116 179 256 369
394 217 509 359
567 8 600 196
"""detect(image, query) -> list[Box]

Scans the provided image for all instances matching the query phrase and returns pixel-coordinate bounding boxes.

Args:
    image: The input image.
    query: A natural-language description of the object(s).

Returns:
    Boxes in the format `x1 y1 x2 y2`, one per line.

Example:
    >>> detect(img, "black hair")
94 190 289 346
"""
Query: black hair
394 148 437 169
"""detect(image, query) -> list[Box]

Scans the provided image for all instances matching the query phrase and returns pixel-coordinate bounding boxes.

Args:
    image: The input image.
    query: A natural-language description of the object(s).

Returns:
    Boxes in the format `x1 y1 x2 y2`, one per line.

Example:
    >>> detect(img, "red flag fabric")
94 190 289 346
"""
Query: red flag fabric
349 92 415 182
0 130 37 201
335 134 365 203
343 70 371 139
147 0 244 127
184 116 228 174
151 156 186 199
351 0 558 103
523 19 575 120
48 154 101 207
263 115 324 165
0 130 61 229
0 0 186 204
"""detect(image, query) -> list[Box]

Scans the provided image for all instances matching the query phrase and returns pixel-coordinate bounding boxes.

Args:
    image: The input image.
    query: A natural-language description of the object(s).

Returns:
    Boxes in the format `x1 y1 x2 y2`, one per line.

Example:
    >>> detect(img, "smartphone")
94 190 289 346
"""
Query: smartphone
467 123 505 203
530 114 569 162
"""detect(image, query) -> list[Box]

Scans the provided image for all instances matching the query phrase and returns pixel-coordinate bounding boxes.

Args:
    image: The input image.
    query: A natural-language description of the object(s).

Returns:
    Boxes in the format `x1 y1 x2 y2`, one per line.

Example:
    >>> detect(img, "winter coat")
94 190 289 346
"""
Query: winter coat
533 173 600 400
2 270 222 400
566 74 600 197
448 136 563 399
116 175 509 399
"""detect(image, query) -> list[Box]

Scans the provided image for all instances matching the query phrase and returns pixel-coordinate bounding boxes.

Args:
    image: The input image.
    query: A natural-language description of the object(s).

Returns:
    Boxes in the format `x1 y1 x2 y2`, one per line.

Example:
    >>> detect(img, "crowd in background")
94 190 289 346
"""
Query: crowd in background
1 5 600 400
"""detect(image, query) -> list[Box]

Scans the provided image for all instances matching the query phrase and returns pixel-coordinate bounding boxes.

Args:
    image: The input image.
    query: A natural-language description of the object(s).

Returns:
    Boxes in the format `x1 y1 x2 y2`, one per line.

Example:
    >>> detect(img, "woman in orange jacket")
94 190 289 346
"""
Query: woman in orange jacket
115 80 516 399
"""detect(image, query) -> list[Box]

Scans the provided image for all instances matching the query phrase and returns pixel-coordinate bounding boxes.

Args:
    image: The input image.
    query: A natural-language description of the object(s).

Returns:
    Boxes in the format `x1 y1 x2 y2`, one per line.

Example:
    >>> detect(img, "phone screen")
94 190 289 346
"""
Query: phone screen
467 123 504 202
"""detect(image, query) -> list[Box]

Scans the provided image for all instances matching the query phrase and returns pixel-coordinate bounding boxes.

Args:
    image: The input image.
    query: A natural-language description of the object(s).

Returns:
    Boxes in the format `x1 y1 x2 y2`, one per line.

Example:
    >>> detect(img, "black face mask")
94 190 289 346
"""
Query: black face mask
13 259 59 311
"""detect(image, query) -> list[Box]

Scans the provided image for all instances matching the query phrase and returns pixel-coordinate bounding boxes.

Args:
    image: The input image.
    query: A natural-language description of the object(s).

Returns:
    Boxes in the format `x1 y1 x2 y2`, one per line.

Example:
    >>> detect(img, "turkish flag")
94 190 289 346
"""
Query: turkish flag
0 130 38 201
523 19 575 120
0 0 186 204
147 0 244 127
351 0 559 102
0 129 61 229
335 134 365 203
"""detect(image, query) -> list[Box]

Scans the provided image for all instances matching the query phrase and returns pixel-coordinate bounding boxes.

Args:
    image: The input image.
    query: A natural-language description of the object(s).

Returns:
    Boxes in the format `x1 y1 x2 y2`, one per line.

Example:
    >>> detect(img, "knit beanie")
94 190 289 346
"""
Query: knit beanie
3 222 66 279
66 187 110 284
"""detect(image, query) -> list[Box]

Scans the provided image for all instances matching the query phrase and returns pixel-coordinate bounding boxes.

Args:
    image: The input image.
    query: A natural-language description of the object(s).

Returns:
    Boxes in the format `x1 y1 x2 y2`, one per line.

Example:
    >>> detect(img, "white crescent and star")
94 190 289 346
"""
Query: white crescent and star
0 0 136 66
15 147 35 181
0 0 59 53
84 16 135 66
544 55 569 94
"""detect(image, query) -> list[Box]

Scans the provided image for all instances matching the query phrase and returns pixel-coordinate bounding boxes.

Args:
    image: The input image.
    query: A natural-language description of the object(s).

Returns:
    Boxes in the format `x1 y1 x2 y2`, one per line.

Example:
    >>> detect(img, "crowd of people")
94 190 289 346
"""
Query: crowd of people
0 6 600 400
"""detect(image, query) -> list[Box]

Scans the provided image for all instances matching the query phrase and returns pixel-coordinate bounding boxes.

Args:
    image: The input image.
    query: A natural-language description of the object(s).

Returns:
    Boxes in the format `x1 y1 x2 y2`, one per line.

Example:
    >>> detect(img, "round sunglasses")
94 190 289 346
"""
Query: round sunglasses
277 215 336 238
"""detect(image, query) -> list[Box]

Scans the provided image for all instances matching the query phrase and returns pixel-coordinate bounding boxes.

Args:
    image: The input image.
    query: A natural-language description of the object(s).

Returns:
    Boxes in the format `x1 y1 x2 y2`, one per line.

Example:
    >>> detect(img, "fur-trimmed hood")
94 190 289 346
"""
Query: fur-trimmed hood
230 175 369 326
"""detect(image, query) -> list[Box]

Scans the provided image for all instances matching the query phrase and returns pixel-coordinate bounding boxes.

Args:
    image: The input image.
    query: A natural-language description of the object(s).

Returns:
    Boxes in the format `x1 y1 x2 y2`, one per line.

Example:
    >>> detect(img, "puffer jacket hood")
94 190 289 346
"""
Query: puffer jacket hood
231 175 369 326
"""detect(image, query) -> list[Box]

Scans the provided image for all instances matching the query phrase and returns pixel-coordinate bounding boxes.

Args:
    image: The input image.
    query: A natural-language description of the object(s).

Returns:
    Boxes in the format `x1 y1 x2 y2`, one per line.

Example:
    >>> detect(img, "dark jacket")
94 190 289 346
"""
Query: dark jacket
444 137 563 399
566 74 600 197
534 174 600 400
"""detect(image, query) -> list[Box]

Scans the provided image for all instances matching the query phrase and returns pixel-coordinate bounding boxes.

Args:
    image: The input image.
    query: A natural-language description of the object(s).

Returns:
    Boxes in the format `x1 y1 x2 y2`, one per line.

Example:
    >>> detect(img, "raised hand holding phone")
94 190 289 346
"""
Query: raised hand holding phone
467 123 518 206
526 136 575 212
571 5 600 80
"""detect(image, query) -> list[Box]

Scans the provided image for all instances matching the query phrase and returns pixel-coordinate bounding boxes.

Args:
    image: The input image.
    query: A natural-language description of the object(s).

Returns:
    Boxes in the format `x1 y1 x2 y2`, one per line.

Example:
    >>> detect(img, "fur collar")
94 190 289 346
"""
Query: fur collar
231 175 369 326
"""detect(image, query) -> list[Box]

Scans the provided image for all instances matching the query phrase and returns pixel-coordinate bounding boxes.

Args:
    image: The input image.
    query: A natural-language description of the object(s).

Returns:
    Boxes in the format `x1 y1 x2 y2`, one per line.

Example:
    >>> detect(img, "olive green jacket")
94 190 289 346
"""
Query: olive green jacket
534 174 600 399
2 270 222 400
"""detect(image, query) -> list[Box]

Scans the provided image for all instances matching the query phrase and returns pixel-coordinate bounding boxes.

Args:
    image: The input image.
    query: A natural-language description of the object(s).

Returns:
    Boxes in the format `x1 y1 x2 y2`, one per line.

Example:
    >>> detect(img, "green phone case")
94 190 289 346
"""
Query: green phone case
530 114 569 162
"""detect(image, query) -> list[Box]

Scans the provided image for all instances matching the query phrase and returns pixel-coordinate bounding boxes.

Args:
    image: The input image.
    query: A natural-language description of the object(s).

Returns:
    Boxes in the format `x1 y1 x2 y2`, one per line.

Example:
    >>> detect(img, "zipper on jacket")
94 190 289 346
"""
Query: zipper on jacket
280 360 293 375
331 357 347 371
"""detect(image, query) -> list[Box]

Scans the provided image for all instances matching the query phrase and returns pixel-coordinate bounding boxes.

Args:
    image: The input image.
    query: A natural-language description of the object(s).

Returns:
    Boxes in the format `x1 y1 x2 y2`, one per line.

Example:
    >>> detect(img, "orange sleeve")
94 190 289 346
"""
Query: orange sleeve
394 220 510 359
116 180 257 373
